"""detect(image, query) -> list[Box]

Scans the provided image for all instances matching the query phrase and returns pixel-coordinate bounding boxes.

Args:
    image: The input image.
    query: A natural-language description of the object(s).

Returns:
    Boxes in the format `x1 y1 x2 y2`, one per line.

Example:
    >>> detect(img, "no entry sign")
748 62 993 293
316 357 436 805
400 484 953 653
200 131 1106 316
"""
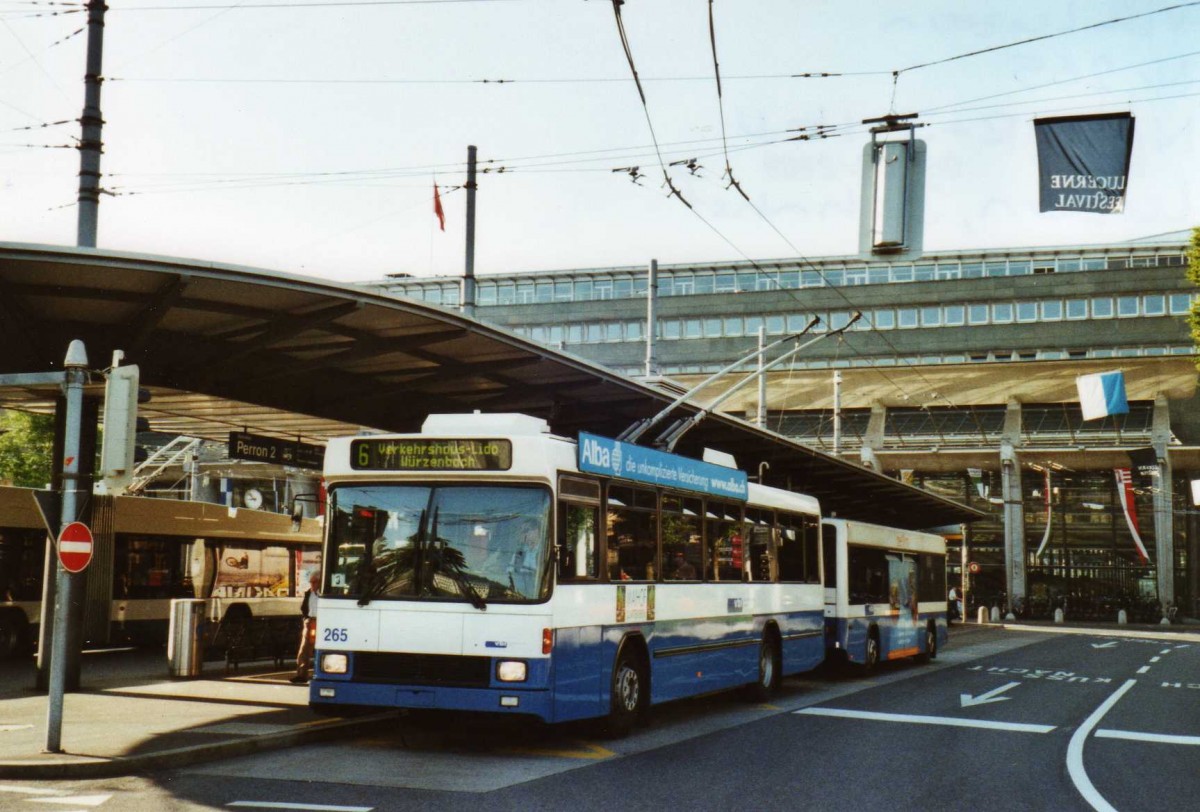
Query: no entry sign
57 522 94 573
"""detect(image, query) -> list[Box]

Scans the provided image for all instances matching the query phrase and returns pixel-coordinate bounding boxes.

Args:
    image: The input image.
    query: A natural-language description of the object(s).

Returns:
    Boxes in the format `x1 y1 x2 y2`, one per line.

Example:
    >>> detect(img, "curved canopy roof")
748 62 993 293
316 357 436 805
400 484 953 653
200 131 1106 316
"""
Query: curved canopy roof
0 242 980 529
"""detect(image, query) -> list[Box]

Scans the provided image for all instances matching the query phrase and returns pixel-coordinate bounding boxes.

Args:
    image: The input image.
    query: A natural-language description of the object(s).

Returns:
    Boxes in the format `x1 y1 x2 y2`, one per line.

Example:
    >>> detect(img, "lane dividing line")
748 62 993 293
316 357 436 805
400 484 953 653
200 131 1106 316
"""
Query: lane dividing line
227 803 374 812
795 707 1055 734
1137 666 1150 674
1067 677 1137 812
1096 729 1200 746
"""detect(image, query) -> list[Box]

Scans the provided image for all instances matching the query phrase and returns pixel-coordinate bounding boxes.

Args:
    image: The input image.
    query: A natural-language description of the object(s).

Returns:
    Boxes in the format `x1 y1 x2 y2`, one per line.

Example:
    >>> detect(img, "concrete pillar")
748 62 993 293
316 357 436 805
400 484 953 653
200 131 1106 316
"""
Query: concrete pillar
859 405 886 471
1151 395 1174 617
1000 398 1025 618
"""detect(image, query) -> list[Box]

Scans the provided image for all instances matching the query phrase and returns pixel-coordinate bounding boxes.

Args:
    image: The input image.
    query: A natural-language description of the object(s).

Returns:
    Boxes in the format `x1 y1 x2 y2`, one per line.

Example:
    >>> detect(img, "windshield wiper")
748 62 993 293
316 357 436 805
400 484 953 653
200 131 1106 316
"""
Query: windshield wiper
431 507 487 611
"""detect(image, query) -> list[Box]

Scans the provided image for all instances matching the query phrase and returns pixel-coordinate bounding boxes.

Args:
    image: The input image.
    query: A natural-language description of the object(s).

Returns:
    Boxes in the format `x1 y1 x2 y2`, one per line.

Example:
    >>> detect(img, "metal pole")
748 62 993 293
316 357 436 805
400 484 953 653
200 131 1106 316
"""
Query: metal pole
755 327 766 428
833 371 842 457
46 340 89 753
462 145 477 318
76 1 107 248
644 259 658 377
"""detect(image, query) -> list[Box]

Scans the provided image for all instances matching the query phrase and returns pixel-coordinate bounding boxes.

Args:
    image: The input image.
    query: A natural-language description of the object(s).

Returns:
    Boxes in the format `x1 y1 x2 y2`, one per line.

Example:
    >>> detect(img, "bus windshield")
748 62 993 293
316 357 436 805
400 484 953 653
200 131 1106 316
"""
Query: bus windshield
325 484 552 605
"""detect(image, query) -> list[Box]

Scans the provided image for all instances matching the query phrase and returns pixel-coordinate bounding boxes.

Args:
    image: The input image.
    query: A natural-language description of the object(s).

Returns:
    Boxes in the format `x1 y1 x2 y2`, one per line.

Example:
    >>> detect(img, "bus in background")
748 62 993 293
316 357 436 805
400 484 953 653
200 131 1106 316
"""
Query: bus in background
310 412 826 733
822 518 948 670
0 485 322 657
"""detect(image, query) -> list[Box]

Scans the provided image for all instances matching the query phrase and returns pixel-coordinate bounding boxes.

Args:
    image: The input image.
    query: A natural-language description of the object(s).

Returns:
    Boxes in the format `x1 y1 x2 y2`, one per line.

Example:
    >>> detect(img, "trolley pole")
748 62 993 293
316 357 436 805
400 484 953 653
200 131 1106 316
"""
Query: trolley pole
76 1 108 248
462 145 477 318
45 340 89 753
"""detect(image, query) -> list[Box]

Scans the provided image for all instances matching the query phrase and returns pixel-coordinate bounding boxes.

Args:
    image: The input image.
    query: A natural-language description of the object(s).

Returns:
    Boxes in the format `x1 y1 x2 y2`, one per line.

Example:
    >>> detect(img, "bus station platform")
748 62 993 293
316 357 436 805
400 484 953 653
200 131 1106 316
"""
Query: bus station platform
0 647 393 779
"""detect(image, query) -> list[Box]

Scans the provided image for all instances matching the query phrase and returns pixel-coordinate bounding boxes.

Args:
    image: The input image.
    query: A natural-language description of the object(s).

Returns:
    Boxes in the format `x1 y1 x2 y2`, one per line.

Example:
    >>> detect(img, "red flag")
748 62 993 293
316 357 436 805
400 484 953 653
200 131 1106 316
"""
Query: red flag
433 181 445 231
1114 468 1150 563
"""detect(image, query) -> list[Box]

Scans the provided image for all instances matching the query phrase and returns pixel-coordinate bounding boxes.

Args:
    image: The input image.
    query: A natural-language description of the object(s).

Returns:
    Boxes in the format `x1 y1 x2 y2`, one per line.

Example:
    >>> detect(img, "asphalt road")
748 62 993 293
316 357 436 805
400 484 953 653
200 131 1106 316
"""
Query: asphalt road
3 625 1197 812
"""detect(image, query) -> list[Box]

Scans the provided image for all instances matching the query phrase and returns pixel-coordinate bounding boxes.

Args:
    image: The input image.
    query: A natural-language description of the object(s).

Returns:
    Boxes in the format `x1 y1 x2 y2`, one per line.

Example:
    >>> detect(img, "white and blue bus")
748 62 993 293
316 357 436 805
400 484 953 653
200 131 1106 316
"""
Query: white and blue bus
309 412 827 732
822 518 948 670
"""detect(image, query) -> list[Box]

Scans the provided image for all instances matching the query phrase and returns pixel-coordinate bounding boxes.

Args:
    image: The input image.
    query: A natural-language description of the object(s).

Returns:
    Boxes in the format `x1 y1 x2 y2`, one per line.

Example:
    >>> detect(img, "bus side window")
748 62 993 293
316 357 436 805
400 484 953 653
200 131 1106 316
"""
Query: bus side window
558 501 599 582
777 512 811 582
746 508 773 582
706 501 743 582
607 485 656 582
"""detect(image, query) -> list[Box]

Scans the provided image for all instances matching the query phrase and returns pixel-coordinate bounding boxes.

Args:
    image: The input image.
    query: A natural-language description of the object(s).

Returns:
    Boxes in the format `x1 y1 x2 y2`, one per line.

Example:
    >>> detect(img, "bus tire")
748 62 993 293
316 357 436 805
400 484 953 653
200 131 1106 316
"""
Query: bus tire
603 645 646 738
862 626 880 673
917 622 937 663
747 629 781 702
0 609 28 657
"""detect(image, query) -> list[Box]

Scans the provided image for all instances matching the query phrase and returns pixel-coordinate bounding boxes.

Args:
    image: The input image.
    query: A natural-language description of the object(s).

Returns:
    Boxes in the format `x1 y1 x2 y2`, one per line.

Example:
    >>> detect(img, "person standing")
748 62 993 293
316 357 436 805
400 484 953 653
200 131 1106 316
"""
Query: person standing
291 572 320 684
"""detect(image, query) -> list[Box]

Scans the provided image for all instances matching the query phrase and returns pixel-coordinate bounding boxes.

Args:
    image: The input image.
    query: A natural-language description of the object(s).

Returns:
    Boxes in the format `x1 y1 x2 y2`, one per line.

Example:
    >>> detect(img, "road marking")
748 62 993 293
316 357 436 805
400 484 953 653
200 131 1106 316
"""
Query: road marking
960 681 1020 707
796 707 1054 734
227 803 374 812
1067 677 1136 812
1090 642 1117 649
0 786 64 796
29 795 113 807
1159 649 1172 655
1150 656 1161 662
1096 729 1200 746
510 741 616 760
1136 666 1150 674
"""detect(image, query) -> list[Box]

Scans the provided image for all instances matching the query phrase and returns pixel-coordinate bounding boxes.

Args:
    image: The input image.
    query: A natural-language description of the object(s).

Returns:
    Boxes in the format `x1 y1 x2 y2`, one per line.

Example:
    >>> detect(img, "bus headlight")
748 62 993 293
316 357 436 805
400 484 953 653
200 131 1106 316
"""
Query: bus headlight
496 660 527 682
321 653 349 674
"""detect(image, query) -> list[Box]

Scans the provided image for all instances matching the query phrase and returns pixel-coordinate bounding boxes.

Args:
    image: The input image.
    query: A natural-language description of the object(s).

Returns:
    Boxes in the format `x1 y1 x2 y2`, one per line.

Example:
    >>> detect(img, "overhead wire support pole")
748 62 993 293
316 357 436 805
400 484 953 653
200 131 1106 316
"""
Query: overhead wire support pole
76 0 107 248
462 145 477 318
617 317 821 444
46 340 89 753
654 313 862 452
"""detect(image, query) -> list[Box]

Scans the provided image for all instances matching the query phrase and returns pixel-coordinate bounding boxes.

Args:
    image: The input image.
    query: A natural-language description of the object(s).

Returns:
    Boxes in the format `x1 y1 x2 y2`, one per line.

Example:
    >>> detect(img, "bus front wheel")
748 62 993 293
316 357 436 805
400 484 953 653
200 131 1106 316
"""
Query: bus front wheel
604 648 646 737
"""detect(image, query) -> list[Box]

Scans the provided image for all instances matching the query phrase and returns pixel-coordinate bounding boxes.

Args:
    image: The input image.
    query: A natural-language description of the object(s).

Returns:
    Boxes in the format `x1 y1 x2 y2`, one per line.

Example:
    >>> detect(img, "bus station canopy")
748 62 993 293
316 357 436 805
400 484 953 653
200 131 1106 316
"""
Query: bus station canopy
0 243 981 529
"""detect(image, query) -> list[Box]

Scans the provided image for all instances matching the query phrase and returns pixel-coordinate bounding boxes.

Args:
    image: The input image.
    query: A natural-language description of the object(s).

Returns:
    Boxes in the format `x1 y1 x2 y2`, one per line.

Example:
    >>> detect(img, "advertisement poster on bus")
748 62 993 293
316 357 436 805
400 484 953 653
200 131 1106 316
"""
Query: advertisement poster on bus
295 550 323 592
212 545 290 598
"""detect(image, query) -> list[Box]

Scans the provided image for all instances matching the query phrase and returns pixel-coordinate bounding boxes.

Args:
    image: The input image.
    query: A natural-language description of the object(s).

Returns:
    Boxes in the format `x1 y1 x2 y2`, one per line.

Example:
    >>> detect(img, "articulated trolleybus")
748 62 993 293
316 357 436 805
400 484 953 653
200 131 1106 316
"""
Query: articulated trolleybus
822 518 948 670
310 412 830 731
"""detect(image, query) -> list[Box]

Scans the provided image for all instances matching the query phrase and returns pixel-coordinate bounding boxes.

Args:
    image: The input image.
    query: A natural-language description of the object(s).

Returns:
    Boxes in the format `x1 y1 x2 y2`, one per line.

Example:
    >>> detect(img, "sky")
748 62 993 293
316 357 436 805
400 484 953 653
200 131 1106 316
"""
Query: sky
0 0 1197 284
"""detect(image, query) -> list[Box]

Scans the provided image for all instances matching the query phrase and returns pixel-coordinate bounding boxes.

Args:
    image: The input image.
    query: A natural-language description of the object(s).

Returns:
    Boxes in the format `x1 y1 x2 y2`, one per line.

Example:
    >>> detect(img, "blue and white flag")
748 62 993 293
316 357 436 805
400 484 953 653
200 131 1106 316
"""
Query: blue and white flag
1034 113 1134 214
1077 370 1128 421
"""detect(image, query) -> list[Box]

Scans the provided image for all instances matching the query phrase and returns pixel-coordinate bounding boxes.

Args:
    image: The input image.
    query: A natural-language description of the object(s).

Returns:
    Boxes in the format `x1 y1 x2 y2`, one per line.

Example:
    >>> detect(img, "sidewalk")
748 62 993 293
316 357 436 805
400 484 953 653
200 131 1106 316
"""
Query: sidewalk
0 648 394 779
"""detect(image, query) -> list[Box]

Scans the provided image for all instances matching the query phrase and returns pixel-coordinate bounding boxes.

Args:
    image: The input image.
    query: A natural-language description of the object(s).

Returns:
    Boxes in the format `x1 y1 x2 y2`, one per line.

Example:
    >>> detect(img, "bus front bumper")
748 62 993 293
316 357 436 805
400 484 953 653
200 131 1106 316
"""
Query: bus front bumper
309 679 554 722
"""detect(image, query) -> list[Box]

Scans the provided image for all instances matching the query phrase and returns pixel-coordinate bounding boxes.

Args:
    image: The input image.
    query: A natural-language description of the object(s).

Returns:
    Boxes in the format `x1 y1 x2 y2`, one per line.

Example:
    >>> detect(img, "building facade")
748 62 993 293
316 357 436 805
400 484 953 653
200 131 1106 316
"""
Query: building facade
371 233 1199 622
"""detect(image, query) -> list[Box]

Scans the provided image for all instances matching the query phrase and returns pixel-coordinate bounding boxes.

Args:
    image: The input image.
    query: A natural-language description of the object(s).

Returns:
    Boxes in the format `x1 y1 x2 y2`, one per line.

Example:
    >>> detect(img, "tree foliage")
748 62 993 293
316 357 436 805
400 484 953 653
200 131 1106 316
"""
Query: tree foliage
0 409 54 488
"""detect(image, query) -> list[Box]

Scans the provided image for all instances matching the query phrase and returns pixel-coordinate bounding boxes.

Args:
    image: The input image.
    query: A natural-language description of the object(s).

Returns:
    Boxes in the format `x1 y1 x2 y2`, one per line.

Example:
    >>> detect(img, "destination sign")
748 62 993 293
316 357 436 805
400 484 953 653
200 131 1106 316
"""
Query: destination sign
228 432 326 471
350 438 512 471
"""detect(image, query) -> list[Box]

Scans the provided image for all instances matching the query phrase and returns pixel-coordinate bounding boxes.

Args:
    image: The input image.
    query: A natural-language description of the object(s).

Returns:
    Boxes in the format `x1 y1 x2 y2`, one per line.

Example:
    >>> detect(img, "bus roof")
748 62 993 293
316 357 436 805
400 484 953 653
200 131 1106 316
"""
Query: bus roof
823 517 946 555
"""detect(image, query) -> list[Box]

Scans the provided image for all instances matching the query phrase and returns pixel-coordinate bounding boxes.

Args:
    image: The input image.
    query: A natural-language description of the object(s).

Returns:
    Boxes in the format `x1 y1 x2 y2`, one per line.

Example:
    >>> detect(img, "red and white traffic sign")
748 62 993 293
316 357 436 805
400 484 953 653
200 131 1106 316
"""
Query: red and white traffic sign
57 521 93 573
968 561 981 574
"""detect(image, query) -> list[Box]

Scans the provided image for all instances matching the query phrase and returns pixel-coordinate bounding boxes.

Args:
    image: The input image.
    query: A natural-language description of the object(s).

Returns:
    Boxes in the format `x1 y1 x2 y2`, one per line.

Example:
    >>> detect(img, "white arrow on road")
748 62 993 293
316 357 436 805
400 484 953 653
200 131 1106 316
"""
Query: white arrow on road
961 681 1021 707
1091 641 1118 649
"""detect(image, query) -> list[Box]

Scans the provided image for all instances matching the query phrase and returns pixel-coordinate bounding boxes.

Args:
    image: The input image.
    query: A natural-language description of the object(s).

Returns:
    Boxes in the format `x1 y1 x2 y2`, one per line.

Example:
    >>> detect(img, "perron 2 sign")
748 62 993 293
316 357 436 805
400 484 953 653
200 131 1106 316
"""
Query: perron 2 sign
229 432 325 471
1034 112 1134 214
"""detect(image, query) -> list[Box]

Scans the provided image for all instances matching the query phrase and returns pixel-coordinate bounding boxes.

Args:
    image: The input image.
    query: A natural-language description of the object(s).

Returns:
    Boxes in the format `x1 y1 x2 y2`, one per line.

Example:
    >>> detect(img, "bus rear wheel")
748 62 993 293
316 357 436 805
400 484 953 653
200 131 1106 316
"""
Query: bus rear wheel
917 623 937 663
862 628 880 673
747 633 781 702
604 648 646 738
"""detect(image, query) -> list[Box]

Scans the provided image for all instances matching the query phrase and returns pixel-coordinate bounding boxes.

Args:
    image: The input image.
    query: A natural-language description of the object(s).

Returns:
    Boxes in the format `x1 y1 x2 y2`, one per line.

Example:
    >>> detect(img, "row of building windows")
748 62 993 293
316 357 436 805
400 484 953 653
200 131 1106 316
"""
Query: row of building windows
386 251 1187 307
606 345 1196 377
511 292 1195 346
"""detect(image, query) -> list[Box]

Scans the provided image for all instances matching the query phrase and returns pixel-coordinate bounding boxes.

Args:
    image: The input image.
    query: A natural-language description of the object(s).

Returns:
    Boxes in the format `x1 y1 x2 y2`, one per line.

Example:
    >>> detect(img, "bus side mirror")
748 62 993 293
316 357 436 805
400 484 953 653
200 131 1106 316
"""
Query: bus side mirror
291 499 305 532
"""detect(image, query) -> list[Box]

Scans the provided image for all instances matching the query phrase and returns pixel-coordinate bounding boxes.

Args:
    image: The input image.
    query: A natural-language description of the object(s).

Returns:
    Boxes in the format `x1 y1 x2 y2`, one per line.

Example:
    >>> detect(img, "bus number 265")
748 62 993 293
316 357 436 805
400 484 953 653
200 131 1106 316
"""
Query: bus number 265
323 628 349 642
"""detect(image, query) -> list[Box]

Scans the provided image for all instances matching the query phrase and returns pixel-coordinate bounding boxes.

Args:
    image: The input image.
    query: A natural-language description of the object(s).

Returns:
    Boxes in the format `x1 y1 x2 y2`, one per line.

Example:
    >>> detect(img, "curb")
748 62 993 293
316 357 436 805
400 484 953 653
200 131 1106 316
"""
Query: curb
0 711 399 779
